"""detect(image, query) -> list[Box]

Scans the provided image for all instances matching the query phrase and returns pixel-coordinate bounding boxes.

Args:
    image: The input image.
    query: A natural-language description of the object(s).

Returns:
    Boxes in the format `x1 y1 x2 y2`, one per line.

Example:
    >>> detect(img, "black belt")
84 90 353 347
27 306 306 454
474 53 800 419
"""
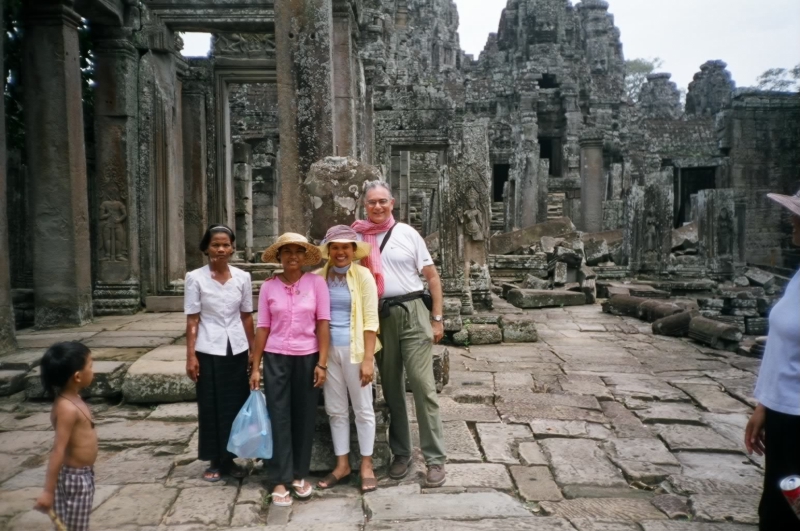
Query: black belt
379 291 424 318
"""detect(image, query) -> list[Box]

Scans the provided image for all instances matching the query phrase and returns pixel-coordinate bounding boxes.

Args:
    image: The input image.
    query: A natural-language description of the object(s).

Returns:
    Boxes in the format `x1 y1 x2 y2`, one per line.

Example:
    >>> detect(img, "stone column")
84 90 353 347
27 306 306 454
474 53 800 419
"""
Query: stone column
182 85 209 271
516 119 541 228
233 143 254 261
91 32 141 315
276 0 335 234
23 0 93 327
0 0 16 352
580 132 605 233
332 0 357 157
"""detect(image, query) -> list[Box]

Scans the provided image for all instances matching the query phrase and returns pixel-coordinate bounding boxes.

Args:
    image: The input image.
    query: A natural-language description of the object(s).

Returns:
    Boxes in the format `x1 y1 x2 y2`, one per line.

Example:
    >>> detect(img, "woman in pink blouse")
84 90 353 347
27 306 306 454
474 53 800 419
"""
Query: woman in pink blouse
250 233 330 507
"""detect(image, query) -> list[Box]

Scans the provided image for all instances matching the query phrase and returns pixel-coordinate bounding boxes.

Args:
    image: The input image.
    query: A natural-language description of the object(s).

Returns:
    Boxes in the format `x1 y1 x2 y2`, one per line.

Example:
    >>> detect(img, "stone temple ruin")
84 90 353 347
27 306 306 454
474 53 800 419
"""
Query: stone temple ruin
1 0 799 353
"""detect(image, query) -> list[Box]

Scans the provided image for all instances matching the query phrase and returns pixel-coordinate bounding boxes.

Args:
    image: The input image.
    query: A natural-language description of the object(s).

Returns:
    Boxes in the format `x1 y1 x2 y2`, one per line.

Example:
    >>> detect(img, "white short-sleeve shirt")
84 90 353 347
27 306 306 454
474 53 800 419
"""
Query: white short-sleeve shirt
754 269 800 416
375 223 434 298
184 265 253 356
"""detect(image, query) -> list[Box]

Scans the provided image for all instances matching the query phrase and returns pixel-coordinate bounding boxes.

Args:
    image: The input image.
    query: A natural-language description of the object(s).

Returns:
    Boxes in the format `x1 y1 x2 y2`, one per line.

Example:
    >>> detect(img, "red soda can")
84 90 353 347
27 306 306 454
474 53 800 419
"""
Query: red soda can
780 475 800 519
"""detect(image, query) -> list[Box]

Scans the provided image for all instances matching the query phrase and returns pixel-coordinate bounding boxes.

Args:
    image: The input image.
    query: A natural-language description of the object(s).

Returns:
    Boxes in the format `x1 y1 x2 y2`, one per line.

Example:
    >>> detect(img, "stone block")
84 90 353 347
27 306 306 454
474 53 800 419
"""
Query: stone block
540 498 666 522
581 279 597 304
510 465 564 501
467 324 502 345
553 262 569 285
522 274 550 290
688 316 742 351
90 484 179 528
690 494 758 525
144 296 184 312
0 371 26 397
122 345 196 403
500 314 539 343
555 246 582 266
583 238 610 266
672 222 698 250
490 217 576 255
508 289 586 309
656 424 740 452
365 491 530 521
443 421 482 462
0 350 43 371
540 438 628 490
518 441 548 466
743 268 775 288
164 486 237 526
445 463 515 490
502 282 522 298
652 310 696 337
476 423 531 464
147 402 198 422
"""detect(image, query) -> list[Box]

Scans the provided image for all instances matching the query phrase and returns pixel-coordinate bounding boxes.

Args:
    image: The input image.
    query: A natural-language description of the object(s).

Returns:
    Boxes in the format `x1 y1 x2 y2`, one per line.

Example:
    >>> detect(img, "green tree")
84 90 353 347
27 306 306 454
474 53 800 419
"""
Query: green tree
756 64 800 92
624 57 664 102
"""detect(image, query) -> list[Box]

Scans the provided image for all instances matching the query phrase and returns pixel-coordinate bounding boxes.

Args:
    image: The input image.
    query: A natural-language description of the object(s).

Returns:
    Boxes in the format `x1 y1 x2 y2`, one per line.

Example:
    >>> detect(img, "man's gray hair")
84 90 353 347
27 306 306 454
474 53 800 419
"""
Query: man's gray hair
363 180 394 201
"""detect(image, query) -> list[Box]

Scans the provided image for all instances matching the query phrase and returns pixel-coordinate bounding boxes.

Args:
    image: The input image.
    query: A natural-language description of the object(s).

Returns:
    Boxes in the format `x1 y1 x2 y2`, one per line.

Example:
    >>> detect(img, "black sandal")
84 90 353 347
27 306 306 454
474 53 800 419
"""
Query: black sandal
203 468 222 482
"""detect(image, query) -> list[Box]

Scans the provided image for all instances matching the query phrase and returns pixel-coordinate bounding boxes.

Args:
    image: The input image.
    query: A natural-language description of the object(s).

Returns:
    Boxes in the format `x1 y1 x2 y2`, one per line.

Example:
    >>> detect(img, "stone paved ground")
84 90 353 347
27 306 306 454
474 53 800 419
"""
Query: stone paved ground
0 304 762 530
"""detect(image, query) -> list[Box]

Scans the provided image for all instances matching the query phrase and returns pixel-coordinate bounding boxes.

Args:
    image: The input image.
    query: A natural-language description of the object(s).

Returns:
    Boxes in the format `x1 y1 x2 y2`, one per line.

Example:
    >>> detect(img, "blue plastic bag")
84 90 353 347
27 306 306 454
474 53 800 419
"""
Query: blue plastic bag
227 390 273 459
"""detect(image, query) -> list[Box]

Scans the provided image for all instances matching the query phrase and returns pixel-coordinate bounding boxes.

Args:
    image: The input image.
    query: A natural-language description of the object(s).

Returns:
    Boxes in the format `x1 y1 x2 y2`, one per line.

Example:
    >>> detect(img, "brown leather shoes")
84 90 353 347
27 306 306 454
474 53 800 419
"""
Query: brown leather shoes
425 464 446 487
389 455 412 480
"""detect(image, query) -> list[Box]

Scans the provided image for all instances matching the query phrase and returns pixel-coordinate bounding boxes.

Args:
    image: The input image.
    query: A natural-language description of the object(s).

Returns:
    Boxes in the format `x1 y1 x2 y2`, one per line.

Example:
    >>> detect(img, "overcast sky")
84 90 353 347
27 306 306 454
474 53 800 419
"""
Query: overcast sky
181 0 800 89
454 0 800 89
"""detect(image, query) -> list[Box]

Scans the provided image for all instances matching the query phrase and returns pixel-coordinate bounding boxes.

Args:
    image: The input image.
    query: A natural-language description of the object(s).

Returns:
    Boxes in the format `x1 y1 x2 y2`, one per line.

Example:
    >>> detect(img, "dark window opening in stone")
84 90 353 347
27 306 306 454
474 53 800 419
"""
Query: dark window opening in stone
538 137 562 176
492 164 510 202
674 167 716 227
540 74 559 89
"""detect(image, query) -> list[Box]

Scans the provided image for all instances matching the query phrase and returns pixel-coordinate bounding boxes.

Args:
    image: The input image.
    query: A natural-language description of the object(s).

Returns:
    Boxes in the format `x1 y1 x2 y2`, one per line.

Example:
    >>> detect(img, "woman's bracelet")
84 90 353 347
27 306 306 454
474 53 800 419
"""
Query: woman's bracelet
316 363 328 371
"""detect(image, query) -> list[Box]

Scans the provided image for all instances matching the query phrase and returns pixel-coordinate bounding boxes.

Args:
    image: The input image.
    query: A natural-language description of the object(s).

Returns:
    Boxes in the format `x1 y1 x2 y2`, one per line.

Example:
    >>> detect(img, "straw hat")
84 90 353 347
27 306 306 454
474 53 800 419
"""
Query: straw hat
319 225 372 261
261 233 322 266
767 188 800 218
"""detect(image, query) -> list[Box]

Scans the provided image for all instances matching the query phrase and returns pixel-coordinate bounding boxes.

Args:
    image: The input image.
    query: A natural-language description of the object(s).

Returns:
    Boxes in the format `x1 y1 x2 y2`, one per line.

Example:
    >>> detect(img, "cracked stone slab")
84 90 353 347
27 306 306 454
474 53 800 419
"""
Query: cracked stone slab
603 374 689 402
91 483 179 527
605 438 679 466
147 402 199 422
690 494 759 524
651 494 691 519
439 397 499 423
291 496 365 525
656 424 741 453
95 420 196 448
498 392 601 411
510 465 563 501
558 375 614 400
569 521 641 531
670 453 762 495
441 371 495 404
640 522 758 531
476 423 531 463
164 486 238 526
518 441 548 466
94 447 175 484
494 372 535 389
444 463 514 490
365 491 531 521
633 403 706 425
363 518 575 530
443 421 482 462
700 413 760 466
0 454 35 484
540 438 627 489
601 402 653 439
540 498 666 522
529 419 613 440
498 402 606 424
671 383 751 414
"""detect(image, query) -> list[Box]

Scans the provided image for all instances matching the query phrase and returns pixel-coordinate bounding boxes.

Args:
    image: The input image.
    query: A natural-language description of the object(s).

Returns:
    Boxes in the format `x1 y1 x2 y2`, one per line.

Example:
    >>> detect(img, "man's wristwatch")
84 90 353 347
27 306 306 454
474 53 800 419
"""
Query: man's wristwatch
431 315 443 322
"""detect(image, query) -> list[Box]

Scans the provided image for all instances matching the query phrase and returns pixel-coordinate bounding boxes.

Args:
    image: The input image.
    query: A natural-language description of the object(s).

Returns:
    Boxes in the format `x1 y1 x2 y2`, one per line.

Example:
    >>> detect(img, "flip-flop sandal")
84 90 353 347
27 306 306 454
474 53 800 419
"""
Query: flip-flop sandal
360 476 378 493
317 472 350 489
271 491 293 507
202 468 222 483
291 479 313 498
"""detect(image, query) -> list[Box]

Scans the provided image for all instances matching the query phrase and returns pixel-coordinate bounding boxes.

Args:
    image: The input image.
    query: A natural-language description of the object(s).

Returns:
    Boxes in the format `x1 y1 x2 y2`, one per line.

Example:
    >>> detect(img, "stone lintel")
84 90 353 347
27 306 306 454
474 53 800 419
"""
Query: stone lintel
75 0 125 27
23 0 82 28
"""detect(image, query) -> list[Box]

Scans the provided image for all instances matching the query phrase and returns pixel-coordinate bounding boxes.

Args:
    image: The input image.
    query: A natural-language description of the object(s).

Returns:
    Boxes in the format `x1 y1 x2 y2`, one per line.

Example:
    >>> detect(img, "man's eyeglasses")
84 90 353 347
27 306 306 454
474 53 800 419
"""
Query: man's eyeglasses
366 199 391 207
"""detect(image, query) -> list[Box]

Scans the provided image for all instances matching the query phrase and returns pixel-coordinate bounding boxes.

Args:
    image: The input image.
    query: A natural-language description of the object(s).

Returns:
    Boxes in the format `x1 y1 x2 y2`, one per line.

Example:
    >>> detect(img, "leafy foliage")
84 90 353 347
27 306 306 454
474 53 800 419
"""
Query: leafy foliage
624 57 664 102
756 64 800 92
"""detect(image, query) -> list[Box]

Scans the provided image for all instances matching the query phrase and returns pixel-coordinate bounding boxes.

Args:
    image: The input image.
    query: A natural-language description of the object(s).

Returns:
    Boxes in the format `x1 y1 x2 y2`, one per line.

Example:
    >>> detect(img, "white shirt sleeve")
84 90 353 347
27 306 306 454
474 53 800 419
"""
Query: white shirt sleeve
184 271 201 315
240 272 253 313
413 230 435 272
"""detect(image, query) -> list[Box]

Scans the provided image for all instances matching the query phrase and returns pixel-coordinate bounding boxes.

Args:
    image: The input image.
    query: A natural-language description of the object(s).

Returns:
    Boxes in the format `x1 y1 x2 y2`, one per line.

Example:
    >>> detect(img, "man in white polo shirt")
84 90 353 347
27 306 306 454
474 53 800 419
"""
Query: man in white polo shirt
352 181 447 487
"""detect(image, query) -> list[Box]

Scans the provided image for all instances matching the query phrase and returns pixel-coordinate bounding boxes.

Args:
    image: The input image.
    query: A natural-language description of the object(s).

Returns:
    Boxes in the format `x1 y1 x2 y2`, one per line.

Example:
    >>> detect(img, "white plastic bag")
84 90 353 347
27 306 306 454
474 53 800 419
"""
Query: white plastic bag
227 390 273 459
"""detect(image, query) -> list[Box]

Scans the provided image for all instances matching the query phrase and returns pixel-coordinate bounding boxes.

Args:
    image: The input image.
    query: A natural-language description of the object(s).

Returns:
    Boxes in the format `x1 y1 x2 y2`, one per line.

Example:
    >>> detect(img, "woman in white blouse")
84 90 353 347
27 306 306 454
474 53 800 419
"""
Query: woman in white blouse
184 224 254 482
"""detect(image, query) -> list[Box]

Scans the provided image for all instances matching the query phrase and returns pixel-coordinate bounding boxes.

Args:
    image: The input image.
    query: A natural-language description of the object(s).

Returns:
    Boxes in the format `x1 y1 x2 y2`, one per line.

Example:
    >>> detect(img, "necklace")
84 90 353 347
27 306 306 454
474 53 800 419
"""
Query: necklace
58 394 95 429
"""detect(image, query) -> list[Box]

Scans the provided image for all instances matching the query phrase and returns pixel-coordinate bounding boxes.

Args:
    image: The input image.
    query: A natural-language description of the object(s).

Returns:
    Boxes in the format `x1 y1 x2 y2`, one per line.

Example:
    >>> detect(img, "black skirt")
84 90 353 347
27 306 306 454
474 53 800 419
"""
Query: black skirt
195 348 250 463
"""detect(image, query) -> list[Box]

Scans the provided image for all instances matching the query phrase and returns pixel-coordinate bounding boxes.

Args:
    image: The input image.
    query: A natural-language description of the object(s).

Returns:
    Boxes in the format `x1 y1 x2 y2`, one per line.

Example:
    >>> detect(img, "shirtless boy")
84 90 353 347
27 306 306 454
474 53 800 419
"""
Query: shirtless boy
35 342 98 531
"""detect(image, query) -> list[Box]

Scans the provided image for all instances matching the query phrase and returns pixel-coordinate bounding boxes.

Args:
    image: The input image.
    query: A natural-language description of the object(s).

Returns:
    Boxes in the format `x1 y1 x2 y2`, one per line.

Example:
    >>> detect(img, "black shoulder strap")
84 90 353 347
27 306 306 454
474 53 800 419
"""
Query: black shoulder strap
379 222 399 253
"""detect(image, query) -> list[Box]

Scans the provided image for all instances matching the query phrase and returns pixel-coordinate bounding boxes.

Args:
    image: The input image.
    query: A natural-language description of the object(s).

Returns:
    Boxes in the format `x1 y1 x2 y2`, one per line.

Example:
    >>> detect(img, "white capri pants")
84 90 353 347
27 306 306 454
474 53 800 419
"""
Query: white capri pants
323 345 375 457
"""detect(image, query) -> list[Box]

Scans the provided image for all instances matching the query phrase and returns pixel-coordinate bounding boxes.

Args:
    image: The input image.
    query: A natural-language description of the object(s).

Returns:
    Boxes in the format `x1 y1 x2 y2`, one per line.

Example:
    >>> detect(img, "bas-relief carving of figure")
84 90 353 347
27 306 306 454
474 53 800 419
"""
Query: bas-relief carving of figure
99 200 128 262
214 33 275 57
461 191 485 242
718 207 734 256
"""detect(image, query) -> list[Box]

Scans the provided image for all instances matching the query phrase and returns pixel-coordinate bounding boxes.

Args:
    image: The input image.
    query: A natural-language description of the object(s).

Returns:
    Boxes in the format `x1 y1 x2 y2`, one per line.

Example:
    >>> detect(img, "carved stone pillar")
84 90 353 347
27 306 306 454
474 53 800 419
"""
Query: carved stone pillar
332 1 357 157
23 0 93 327
91 32 141 315
233 143 254 261
443 119 493 314
182 80 209 271
0 0 16 352
580 132 605 233
276 0 335 234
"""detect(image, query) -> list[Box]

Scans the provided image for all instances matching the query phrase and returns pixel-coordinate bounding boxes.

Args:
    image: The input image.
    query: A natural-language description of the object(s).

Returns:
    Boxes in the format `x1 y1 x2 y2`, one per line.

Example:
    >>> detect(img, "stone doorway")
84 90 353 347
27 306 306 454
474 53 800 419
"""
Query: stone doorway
674 166 717 227
539 136 563 177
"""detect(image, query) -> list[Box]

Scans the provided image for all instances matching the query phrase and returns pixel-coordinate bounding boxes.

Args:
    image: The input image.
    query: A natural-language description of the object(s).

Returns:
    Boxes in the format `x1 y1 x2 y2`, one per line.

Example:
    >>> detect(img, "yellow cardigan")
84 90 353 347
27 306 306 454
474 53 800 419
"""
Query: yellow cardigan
315 262 382 363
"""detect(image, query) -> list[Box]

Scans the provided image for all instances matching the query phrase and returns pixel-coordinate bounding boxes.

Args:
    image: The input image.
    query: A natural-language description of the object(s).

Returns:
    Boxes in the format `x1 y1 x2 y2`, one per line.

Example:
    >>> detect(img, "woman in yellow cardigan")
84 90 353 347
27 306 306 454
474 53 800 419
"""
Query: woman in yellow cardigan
315 225 381 493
